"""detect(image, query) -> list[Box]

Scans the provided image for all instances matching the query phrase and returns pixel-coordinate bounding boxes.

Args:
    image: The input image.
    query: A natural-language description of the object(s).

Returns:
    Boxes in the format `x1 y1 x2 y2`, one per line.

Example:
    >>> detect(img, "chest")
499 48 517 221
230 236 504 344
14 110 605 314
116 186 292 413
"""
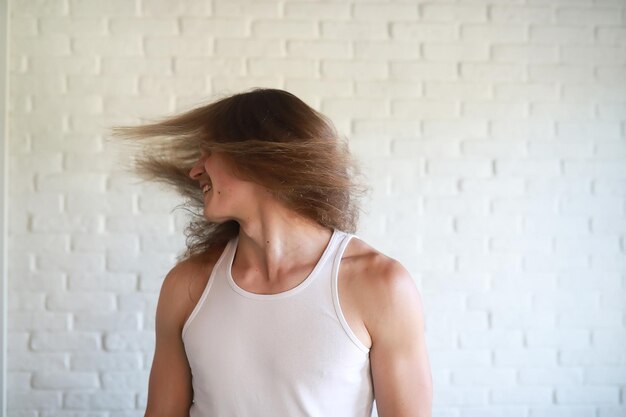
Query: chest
183 255 373 350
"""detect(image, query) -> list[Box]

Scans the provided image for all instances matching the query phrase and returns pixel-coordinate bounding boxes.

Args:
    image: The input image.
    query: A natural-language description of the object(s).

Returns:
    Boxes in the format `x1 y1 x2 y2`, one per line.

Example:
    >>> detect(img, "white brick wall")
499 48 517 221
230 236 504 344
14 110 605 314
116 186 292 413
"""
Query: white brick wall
7 0 626 416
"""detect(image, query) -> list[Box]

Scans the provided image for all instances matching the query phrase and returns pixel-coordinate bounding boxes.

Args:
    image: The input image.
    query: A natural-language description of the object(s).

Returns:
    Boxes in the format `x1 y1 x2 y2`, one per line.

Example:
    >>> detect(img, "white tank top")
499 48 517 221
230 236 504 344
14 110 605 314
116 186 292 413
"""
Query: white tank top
182 228 375 417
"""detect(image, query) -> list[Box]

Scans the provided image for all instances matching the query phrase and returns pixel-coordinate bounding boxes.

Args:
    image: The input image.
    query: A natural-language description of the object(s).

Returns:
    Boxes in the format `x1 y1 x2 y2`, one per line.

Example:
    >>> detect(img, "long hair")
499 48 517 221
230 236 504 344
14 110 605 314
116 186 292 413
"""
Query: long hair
110 87 371 263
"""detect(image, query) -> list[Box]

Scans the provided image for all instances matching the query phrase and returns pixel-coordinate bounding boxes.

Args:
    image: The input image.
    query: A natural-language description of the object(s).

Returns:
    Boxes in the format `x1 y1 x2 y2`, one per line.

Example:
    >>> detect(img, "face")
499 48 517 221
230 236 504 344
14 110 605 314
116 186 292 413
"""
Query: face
188 148 246 223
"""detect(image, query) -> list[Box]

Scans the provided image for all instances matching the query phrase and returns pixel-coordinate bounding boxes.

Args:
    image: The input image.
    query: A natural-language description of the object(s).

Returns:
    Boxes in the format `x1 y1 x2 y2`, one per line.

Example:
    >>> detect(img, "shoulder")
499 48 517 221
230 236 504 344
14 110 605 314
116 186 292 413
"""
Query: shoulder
344 234 415 293
157 242 229 331
344 235 423 340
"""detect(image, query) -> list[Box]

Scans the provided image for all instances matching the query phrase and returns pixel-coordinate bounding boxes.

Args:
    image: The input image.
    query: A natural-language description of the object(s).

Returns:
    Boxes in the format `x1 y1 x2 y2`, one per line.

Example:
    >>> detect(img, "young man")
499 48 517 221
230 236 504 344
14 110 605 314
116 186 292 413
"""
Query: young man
115 88 433 417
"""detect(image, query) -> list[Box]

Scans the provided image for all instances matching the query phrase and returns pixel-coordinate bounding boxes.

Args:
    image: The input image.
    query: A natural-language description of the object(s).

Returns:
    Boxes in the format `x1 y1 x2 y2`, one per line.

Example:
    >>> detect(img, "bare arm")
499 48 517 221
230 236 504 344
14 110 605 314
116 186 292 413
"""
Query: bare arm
368 261 433 417
144 262 196 417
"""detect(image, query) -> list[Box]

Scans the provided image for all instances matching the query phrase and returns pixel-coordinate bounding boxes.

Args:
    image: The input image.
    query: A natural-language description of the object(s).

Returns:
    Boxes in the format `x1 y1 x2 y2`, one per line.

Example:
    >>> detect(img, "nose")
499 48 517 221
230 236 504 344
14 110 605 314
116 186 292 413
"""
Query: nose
188 158 204 180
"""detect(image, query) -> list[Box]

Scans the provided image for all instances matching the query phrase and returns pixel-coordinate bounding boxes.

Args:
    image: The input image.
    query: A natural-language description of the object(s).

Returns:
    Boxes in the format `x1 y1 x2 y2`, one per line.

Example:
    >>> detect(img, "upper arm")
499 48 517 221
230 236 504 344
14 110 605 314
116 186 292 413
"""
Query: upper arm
367 260 433 417
144 262 196 417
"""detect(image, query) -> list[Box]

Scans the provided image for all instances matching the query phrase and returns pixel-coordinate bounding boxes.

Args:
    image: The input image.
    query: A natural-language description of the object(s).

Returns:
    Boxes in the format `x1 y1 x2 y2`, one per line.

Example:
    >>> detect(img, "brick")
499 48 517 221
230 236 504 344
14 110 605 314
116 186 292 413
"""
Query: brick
249 58 316 77
422 4 487 22
117 293 157 312
494 349 557 368
175 58 245 79
69 272 137 296
32 132 102 153
9 272 65 292
139 76 207 94
322 21 388 40
9 189 63 214
284 2 350 19
429 349 491 368
530 25 594 44
70 0 139 17
12 35 70 56
491 386 553 404
32 371 99 389
139 232 186 252
8 332 30 351
73 36 142 56
561 45 625 65
432 386 489 406
353 3 418 21
391 22 458 41
585 366 626 384
144 36 211 57
492 311 557 329
6 372 31 390
140 0 208 16
213 1 280 18
67 75 137 95
74 313 140 331
556 387 621 404
321 60 388 80
423 42 488 61
286 40 350 59
104 331 154 351
354 40 420 60
252 20 317 39
13 0 68 16
10 312 70 331
557 270 622 291
526 329 590 349
452 368 517 385
40 18 107 35
322 98 389 119
215 38 283 57
101 371 149 390
102 57 172 75
31 332 99 351
64 391 135 410
286 79 352 98
597 26 626 45
109 18 178 35
453 329 524 350
46 293 116 312
392 99 459 119
11 233 68 254
72 233 140 255
8 292 45 311
8 390 62 409
492 44 558 63
37 252 105 272
460 63 525 82
32 95 102 114
105 214 173 234
556 7 621 25
390 61 457 81
13 72 66 94
461 24 528 42
489 5 553 23
180 18 248 37
30 214 102 233
71 352 141 371
106 251 175 275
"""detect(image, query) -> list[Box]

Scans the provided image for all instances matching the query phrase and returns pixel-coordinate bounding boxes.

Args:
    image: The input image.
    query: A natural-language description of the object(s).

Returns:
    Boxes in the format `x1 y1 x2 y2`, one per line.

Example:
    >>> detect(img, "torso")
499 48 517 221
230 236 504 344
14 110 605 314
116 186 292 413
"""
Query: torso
181 234 382 350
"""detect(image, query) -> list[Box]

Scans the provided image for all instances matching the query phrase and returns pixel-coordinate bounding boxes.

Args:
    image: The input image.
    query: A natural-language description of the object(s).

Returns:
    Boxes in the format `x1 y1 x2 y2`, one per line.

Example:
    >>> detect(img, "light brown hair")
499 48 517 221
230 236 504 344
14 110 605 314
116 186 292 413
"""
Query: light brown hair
111 87 371 263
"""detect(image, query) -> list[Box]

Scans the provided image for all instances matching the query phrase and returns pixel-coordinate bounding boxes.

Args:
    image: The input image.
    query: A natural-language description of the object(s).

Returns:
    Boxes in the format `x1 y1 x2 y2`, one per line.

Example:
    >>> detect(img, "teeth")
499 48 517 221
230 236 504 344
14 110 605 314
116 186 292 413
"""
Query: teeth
202 184 212 194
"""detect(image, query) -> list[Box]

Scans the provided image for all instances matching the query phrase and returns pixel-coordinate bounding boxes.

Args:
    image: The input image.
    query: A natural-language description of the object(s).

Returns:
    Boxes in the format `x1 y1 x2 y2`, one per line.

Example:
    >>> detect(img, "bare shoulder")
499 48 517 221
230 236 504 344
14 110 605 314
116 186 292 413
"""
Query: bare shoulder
343 235 421 335
343 234 410 289
159 243 228 332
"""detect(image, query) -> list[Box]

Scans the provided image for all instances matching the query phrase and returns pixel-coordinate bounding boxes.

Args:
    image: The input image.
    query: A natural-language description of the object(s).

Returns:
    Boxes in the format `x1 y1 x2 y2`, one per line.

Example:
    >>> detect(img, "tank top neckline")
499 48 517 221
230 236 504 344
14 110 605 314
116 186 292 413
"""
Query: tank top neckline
226 228 340 300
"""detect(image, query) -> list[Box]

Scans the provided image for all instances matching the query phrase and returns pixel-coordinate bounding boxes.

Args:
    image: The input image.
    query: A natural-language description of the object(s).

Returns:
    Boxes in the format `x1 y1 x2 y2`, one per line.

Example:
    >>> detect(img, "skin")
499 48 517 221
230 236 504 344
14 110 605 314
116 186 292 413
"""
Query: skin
143 148 433 417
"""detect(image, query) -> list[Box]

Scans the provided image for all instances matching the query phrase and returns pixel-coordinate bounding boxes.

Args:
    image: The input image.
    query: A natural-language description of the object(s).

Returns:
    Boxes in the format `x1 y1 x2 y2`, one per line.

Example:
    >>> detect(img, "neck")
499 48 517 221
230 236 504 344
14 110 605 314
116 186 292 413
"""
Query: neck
233 207 333 287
